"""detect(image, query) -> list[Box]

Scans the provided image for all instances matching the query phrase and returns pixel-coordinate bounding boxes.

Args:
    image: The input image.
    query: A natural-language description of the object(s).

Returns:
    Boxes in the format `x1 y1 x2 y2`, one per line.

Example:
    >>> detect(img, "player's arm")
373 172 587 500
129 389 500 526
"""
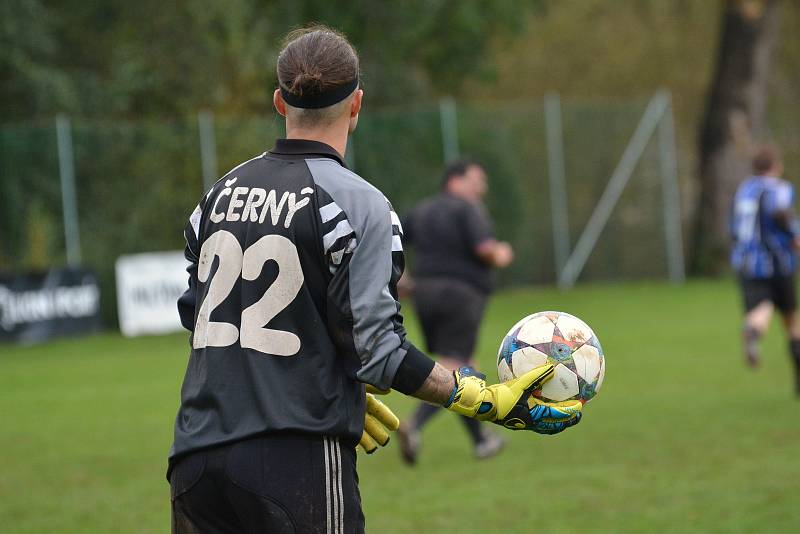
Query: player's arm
775 209 800 249
774 209 800 237
771 184 800 248
475 239 514 268
462 203 514 268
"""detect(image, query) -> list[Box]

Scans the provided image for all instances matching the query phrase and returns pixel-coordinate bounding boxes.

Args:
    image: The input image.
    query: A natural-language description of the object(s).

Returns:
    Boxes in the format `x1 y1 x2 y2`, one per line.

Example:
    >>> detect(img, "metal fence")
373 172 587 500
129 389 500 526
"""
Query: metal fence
1 95 688 322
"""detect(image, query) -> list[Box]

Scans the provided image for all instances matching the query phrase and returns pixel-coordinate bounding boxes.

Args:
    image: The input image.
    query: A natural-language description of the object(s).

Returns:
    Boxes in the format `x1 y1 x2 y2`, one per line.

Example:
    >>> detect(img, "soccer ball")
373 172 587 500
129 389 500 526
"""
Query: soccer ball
497 311 605 404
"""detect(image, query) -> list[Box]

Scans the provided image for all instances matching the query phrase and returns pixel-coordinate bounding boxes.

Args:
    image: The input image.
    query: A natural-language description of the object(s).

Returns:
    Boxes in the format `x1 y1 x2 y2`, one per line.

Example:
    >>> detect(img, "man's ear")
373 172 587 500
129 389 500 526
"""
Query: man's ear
350 89 363 117
274 89 287 117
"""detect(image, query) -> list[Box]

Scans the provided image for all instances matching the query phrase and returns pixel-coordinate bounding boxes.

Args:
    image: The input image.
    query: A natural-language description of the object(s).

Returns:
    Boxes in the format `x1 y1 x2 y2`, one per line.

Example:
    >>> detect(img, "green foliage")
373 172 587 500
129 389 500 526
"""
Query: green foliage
2 281 800 532
0 0 75 115
1 0 539 119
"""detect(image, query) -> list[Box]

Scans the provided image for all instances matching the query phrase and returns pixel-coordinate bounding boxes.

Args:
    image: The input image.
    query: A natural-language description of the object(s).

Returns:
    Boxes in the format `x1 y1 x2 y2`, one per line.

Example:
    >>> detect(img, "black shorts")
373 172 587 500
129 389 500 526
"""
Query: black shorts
739 275 798 313
412 278 488 361
169 434 363 534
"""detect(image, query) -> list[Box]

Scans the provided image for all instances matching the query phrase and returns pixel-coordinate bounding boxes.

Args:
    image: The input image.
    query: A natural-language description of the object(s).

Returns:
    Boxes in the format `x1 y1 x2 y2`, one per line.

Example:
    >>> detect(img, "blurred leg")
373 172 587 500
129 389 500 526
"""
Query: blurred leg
779 309 800 338
779 310 800 396
743 300 773 368
459 416 483 444
773 275 800 395
411 402 441 429
788 338 800 396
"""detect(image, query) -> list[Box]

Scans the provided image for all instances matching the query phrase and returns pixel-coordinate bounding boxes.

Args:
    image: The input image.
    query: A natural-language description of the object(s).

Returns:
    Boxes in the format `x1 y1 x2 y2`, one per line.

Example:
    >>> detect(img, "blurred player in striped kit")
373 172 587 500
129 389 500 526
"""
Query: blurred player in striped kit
731 145 800 394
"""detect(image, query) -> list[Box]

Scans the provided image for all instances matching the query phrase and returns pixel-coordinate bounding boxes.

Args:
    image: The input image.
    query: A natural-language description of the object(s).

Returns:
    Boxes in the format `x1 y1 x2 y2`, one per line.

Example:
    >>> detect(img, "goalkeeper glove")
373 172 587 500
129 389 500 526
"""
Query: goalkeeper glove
444 364 582 435
358 385 400 454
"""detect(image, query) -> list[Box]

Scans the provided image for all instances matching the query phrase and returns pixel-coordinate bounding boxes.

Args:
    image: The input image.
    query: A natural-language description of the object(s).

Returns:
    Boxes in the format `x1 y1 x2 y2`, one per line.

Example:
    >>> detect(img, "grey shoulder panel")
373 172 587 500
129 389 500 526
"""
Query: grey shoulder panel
305 158 385 201
306 158 407 389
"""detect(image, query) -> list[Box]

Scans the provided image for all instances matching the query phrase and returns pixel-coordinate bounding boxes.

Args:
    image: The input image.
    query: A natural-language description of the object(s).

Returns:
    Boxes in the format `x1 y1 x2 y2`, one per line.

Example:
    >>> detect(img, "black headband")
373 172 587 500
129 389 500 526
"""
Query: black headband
280 77 359 109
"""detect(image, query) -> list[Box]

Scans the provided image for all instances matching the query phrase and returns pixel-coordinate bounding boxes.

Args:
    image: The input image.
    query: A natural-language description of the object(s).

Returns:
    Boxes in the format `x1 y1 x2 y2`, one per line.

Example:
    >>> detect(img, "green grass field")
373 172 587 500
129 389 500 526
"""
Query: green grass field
2 279 799 533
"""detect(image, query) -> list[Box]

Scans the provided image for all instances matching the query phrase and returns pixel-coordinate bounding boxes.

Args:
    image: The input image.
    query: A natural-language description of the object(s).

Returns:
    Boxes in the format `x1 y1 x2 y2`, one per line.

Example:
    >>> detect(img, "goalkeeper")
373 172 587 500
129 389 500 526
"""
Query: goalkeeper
168 25 582 534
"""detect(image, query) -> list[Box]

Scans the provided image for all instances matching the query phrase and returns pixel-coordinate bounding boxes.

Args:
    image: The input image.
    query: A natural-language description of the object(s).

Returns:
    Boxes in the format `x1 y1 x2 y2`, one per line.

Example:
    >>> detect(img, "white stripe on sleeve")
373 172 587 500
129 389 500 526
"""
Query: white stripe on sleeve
323 219 355 252
330 238 358 266
389 210 403 234
391 235 403 252
320 202 343 224
776 183 793 210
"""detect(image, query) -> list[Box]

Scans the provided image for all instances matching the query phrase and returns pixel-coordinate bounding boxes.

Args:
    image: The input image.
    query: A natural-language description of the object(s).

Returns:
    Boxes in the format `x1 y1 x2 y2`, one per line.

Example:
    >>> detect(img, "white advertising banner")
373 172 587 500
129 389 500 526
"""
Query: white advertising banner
115 251 188 337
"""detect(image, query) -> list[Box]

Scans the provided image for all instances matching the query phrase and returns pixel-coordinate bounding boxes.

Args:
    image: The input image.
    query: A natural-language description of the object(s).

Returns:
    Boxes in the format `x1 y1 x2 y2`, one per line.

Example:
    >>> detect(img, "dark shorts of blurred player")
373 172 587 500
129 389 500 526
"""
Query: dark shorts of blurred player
739 275 797 315
170 433 363 534
398 278 503 462
413 278 487 364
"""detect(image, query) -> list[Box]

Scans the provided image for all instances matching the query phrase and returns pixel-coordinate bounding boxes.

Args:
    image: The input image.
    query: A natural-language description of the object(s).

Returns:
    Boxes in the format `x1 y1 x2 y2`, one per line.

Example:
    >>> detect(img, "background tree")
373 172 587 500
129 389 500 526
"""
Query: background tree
690 0 781 275
0 0 74 116
0 0 537 119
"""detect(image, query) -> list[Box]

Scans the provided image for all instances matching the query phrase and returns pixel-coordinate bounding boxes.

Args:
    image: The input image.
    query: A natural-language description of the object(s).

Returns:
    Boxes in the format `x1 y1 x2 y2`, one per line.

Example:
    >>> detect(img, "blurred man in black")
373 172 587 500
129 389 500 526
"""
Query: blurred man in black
398 160 514 462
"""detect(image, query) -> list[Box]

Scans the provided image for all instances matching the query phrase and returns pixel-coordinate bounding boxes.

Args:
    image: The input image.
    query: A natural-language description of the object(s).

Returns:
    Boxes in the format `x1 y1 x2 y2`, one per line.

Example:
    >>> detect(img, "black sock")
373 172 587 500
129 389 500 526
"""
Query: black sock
789 339 800 364
412 403 441 430
789 339 800 393
459 416 485 445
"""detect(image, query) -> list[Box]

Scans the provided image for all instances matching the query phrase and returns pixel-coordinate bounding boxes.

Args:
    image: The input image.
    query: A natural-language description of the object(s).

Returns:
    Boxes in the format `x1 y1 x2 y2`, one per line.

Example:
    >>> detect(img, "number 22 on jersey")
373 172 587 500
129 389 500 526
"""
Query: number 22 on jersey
193 230 304 356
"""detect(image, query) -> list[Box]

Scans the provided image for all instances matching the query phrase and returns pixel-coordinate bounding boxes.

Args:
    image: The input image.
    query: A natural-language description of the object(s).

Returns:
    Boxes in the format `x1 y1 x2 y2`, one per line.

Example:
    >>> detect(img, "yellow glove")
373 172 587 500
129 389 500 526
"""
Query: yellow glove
358 385 400 454
445 365 583 434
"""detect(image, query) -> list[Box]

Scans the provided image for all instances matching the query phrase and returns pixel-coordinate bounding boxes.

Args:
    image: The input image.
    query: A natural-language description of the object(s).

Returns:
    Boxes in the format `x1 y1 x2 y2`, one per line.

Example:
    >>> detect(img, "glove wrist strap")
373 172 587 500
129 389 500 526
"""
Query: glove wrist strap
445 370 484 417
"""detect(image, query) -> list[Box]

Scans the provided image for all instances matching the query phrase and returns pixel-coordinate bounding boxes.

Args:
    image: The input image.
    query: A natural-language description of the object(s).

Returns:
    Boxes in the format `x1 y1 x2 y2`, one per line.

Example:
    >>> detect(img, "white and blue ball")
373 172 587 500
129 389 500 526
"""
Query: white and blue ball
497 311 605 404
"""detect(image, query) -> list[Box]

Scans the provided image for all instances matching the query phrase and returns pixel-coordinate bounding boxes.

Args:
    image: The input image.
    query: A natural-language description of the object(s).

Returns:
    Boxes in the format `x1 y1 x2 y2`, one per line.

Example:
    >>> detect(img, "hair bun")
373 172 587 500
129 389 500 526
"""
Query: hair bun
290 71 325 96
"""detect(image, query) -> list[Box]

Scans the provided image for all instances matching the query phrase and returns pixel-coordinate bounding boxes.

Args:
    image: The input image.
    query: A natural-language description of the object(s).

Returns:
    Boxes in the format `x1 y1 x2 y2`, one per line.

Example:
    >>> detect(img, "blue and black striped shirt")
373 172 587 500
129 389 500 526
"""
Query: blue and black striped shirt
731 175 798 279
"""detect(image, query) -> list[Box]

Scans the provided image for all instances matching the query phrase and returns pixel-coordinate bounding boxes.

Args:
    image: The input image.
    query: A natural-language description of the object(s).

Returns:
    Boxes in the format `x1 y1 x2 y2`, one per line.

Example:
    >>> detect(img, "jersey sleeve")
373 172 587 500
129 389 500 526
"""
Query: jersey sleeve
177 199 204 333
462 202 494 252
768 182 799 236
321 186 417 390
773 182 794 211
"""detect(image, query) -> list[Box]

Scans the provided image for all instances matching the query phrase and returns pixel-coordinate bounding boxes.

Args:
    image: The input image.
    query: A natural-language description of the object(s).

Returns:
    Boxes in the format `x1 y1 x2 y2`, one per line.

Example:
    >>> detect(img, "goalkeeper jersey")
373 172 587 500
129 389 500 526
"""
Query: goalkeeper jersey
170 139 409 459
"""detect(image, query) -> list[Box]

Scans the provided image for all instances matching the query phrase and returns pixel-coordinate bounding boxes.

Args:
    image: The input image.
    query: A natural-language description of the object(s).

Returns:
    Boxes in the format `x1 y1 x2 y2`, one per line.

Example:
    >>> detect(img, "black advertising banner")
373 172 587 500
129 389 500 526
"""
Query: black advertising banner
0 268 101 344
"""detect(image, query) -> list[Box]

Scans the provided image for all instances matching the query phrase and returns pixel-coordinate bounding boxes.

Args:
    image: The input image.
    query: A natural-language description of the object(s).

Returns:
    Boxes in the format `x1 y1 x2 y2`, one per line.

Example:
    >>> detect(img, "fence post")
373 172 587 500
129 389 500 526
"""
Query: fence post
198 111 218 192
544 93 570 279
56 114 81 266
558 93 669 288
439 96 459 163
657 90 686 283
